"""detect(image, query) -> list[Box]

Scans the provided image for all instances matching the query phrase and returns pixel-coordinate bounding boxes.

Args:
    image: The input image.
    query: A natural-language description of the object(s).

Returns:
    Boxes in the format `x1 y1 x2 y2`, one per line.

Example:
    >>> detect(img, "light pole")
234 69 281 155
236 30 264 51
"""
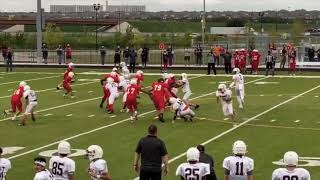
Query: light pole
93 3 101 50
201 0 206 48
258 12 265 34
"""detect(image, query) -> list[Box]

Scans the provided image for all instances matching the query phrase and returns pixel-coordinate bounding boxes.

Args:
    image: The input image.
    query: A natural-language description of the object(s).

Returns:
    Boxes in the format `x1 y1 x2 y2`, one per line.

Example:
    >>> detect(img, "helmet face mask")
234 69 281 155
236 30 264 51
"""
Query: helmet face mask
233 68 240 74
24 85 31 91
19 81 27 87
218 84 226 93
86 145 103 161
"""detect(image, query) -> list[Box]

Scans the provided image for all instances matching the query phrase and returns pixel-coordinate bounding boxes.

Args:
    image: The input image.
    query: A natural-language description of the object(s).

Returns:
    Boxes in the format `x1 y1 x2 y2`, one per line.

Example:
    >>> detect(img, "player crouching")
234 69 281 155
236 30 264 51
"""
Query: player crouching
176 147 210 179
63 71 75 98
20 85 38 126
86 145 112 180
272 151 310 180
216 84 236 126
169 97 195 123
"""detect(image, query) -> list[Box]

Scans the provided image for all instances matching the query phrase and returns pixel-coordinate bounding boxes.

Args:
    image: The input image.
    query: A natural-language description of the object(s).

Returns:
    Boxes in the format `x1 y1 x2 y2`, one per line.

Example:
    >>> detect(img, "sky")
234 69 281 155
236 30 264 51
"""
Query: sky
1 0 320 12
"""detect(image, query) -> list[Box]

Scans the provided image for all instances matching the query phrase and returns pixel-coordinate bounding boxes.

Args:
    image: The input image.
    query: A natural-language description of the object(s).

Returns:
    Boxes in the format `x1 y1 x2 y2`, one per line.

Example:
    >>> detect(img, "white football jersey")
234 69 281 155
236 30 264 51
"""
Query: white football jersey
89 159 108 180
119 80 130 92
182 78 191 93
121 67 130 77
106 83 118 94
176 162 210 180
24 90 37 102
223 156 254 180
49 156 75 180
172 98 187 111
216 89 232 104
34 169 53 180
0 158 11 180
232 74 244 90
272 168 311 180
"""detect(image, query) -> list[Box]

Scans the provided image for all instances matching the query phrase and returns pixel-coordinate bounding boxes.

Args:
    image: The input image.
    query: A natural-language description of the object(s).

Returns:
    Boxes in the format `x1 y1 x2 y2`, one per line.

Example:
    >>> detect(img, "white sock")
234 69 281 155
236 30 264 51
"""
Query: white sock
237 96 243 107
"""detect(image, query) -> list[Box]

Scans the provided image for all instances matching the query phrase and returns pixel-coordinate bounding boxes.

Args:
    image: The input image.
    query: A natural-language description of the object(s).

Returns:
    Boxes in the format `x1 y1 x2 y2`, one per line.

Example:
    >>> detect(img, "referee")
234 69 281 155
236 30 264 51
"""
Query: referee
134 124 169 180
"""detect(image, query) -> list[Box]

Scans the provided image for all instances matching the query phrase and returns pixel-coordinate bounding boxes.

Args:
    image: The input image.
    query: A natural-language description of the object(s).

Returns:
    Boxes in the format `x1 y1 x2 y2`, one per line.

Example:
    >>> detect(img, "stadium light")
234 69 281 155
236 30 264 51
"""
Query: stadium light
93 3 101 51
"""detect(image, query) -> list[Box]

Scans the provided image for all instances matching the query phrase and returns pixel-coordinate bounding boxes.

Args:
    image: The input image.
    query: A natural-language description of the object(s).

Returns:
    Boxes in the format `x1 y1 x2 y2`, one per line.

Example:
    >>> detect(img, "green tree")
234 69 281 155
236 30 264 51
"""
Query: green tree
44 23 64 48
132 33 145 48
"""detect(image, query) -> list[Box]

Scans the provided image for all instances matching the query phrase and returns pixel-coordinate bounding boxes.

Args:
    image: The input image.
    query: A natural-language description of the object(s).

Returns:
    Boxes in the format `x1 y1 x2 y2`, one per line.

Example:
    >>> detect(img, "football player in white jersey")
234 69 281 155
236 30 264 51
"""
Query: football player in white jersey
230 68 245 109
49 141 76 180
216 84 236 124
272 151 311 180
176 147 210 180
169 97 195 123
86 145 111 180
120 62 130 77
223 140 254 180
20 85 38 126
177 73 200 109
0 147 11 180
105 77 119 114
118 75 130 112
34 156 53 180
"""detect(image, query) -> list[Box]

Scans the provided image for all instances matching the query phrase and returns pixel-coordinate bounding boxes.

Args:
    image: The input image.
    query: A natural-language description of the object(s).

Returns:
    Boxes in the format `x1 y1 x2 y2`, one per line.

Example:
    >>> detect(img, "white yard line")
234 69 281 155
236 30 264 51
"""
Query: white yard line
0 75 60 86
7 77 266 160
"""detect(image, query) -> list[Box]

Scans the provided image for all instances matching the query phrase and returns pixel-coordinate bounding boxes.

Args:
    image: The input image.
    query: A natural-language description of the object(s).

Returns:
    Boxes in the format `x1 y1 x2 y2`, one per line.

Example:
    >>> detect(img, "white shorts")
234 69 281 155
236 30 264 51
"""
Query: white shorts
178 108 195 117
25 101 37 115
109 93 119 104
222 103 233 116
122 93 127 103
183 91 192 101
236 88 245 100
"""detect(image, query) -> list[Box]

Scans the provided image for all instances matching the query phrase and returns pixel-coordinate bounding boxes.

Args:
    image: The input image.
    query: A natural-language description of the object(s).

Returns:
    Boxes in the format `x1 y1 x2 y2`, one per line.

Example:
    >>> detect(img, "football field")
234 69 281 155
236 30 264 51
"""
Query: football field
1 68 320 179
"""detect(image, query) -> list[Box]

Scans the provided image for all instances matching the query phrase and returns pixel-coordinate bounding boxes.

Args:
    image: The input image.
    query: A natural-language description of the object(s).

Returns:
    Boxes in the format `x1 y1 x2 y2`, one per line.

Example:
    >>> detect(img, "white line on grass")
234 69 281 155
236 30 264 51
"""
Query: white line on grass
88 115 95 118
44 114 53 117
66 114 73 117
7 77 267 160
0 75 60 86
294 120 300 123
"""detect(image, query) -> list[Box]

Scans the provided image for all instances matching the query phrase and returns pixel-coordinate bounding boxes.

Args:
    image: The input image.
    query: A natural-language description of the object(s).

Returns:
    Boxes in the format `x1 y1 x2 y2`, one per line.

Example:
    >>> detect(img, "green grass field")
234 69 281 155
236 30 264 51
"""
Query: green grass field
1 68 320 179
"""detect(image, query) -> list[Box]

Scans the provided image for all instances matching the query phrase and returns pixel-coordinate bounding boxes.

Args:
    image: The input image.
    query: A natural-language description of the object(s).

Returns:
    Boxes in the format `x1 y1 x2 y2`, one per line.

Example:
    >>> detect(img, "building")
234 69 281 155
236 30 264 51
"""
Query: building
105 0 145 12
50 5 104 13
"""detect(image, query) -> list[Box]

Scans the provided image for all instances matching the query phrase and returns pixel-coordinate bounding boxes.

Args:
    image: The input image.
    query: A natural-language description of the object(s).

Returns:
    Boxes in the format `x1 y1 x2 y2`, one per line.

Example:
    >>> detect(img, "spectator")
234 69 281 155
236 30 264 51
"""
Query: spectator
123 47 130 65
184 47 191 66
1 45 8 63
214 45 222 65
196 145 218 180
162 50 169 73
167 46 174 66
207 49 217 75
134 124 169 180
99 46 107 65
6 47 13 72
129 48 137 73
280 45 287 69
222 50 232 74
42 43 48 64
114 45 121 67
56 45 64 64
317 48 320 61
308 47 315 62
194 44 203 66
65 44 72 63
141 45 149 69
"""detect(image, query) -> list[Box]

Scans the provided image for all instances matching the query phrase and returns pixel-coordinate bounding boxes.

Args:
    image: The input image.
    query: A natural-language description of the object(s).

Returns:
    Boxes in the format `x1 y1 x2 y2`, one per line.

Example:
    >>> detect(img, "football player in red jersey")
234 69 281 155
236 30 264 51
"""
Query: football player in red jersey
165 73 178 98
251 49 261 75
57 62 74 90
126 79 141 122
9 81 26 120
63 72 75 98
150 78 170 122
135 70 144 86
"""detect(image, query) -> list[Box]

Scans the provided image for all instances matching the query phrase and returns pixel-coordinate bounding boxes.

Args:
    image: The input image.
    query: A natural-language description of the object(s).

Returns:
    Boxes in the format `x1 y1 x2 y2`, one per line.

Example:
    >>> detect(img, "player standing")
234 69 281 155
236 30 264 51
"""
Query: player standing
135 70 144 86
176 147 210 180
86 145 111 180
150 78 169 122
230 68 245 109
33 157 53 180
126 79 141 122
119 75 131 112
57 63 74 90
178 73 199 109
0 147 11 180
20 85 38 126
49 141 75 180
250 50 261 75
272 151 310 180
216 84 236 125
223 140 254 180
106 77 119 114
63 72 75 98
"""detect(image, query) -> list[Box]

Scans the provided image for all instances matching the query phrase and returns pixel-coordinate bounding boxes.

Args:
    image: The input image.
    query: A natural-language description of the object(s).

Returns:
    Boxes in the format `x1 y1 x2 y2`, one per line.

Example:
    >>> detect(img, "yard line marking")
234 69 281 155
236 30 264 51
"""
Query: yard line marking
110 115 117 118
66 114 73 117
7 77 267 160
7 89 12 92
44 114 53 117
88 115 95 118
315 96 319 98
88 91 94 93
270 119 276 122
0 75 60 86
159 84 320 169
0 81 99 99
260 94 265 97
294 120 300 123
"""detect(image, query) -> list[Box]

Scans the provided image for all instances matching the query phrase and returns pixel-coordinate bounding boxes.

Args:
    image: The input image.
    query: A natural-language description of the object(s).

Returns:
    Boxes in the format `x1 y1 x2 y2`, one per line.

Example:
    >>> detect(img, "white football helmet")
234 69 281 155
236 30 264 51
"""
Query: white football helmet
252 49 259 53
68 62 74 68
87 145 103 161
58 141 71 155
169 97 177 104
181 73 188 80
112 67 118 72
110 71 117 77
186 147 200 162
233 68 240 74
137 70 144 75
107 77 114 84
130 79 137 85
119 76 125 82
283 151 299 166
162 73 169 79
232 140 247 155
68 72 74 78
218 84 227 92
235 49 239 52
120 62 126 68
19 81 27 87
24 85 31 91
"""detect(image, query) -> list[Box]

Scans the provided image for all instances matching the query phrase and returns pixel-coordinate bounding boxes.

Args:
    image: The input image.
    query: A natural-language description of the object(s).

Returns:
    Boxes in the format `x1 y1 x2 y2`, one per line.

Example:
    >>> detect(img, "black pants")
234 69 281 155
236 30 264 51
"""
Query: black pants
142 60 147 68
139 170 161 180
196 56 202 65
266 62 274 76
224 63 232 74
6 59 12 72
101 55 106 65
129 62 136 73
207 63 216 75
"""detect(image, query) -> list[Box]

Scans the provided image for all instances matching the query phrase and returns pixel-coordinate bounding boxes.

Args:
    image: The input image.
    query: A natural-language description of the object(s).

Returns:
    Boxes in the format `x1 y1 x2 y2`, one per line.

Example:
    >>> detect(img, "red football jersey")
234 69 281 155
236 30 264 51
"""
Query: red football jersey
63 76 72 84
11 86 24 101
63 67 73 79
151 82 168 97
165 77 176 90
135 74 144 85
126 85 141 99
